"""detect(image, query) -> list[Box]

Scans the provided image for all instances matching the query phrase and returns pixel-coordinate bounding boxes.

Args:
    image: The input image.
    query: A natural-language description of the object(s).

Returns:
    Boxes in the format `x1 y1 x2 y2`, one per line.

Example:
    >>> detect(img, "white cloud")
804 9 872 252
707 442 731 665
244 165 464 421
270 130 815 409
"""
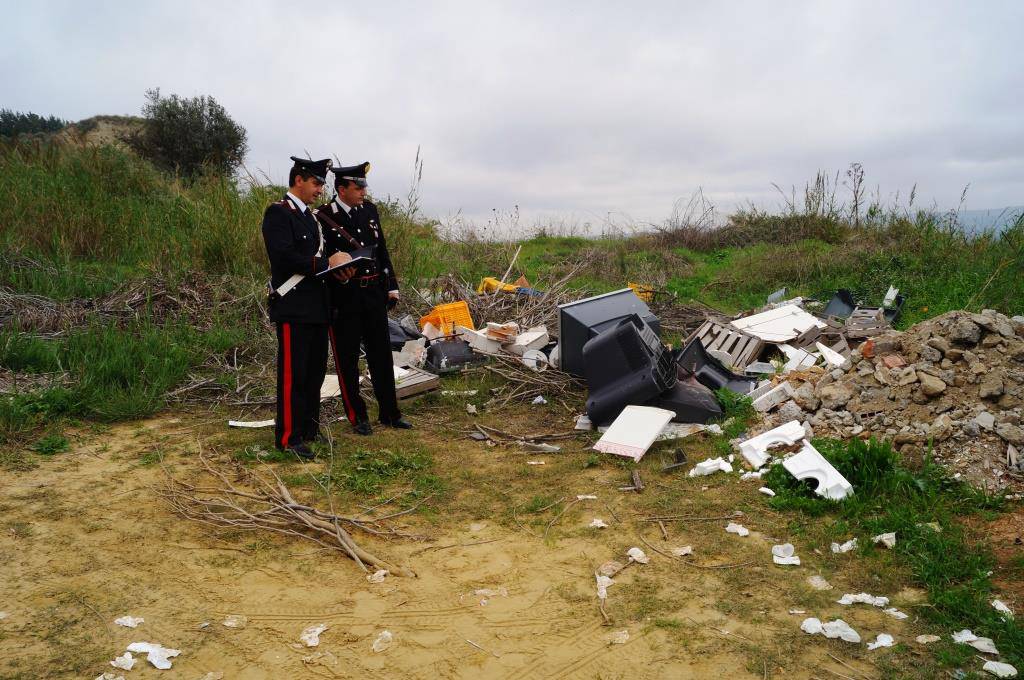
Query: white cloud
1 1 1021 226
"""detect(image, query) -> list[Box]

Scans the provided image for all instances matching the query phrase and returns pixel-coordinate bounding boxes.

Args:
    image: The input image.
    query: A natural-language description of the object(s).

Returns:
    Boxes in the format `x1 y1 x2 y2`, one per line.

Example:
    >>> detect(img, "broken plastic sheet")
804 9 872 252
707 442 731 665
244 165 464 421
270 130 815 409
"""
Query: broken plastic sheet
837 592 889 608
873 532 897 548
730 304 827 343
800 617 861 643
831 538 858 553
952 629 1000 654
983 661 1018 678
626 547 649 564
114 615 144 628
725 522 750 537
867 633 895 650
593 406 675 462
372 630 394 652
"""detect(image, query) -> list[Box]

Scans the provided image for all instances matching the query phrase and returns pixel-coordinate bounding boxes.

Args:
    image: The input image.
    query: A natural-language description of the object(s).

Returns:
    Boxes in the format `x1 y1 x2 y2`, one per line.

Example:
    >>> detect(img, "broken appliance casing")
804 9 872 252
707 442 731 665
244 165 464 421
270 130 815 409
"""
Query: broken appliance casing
645 380 723 424
558 288 660 377
782 442 854 500
674 337 757 395
583 315 676 424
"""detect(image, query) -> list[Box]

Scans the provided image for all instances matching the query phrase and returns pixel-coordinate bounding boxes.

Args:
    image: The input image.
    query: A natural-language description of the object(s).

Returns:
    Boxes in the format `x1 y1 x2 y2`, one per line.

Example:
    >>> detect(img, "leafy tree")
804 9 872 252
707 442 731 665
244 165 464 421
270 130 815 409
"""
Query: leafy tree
0 109 68 137
127 88 248 178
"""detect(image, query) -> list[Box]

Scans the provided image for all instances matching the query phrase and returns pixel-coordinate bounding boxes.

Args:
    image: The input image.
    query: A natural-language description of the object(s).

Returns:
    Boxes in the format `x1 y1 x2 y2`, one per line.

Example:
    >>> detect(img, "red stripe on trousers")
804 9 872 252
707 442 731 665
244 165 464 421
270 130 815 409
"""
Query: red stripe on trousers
328 326 357 425
280 322 293 448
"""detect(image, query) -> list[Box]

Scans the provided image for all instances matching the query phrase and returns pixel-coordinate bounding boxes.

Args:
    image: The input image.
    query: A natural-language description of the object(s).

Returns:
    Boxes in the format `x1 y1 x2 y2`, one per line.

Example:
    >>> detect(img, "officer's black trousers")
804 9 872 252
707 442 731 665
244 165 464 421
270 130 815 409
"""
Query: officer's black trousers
275 321 328 449
328 286 401 425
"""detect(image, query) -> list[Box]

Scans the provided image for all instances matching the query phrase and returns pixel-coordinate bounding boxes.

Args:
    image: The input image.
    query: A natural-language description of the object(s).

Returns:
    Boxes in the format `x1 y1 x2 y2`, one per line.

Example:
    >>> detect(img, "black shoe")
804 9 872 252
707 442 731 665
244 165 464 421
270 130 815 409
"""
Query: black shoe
284 443 316 460
381 417 413 430
354 420 373 436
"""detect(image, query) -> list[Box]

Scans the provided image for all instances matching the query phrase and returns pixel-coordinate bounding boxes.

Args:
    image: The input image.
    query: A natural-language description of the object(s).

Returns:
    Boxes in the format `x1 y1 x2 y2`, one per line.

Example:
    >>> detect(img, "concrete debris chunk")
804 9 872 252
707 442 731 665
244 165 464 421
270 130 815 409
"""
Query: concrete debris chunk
300 623 328 647
782 442 854 500
873 532 897 549
689 457 733 477
983 661 1019 678
837 592 890 608
738 420 806 469
725 522 750 537
125 642 181 670
772 543 800 565
831 538 858 553
752 381 795 412
867 633 895 650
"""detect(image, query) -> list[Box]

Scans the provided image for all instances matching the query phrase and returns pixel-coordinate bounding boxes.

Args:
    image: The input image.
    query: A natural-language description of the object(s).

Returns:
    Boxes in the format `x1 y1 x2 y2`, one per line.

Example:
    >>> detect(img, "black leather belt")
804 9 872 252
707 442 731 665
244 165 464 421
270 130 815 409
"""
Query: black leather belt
356 274 381 287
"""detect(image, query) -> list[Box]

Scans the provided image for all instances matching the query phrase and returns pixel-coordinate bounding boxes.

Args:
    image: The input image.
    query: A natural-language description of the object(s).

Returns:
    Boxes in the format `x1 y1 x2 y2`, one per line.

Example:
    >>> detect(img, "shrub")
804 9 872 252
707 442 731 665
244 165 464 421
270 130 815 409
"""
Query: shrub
0 109 67 137
127 88 248 178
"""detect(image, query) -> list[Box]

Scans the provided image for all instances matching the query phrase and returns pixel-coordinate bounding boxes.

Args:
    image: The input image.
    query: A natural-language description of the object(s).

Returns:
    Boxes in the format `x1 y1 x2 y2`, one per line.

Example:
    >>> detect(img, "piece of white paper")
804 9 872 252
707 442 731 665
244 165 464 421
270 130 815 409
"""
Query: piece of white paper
126 642 181 670
689 457 733 477
725 522 750 537
589 518 608 529
114 615 144 628
837 592 889 608
626 547 649 564
867 633 895 650
110 652 135 671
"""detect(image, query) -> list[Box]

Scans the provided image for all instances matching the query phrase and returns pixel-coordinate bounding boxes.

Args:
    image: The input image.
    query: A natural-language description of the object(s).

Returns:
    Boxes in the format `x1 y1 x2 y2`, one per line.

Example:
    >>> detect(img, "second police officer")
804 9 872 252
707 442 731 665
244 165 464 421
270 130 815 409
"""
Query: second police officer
316 161 412 435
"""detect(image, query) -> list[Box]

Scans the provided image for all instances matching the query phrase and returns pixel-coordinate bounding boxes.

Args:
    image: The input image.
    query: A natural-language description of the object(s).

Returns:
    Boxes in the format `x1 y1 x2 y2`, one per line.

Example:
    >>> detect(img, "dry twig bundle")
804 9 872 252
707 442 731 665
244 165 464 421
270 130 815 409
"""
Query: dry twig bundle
159 452 416 576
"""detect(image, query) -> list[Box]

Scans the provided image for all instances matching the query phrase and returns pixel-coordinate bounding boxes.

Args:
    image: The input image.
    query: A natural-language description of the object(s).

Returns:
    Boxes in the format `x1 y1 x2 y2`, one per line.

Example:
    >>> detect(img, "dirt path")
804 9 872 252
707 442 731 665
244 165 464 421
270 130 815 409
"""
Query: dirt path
0 416 900 678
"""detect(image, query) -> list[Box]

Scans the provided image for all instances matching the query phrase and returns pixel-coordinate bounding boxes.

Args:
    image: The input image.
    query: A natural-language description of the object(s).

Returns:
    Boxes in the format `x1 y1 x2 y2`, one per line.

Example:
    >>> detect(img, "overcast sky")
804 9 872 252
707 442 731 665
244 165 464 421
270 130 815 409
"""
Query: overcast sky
3 1 1022 233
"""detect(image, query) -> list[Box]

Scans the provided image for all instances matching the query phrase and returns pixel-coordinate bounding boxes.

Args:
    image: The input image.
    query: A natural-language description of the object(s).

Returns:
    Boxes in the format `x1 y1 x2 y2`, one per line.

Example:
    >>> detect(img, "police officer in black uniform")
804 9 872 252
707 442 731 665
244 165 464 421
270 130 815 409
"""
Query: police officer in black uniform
262 157 354 458
316 161 412 435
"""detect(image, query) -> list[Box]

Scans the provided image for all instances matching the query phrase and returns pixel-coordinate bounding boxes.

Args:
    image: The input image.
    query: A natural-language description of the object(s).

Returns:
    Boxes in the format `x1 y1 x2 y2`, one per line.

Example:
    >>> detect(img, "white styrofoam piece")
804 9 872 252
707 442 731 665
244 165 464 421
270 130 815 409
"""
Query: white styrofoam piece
782 441 854 500
738 420 806 469
816 341 847 367
744 361 777 375
504 327 549 356
748 379 775 401
707 348 734 366
657 423 705 441
688 457 733 477
456 325 502 354
730 304 827 343
593 406 675 462
752 381 795 412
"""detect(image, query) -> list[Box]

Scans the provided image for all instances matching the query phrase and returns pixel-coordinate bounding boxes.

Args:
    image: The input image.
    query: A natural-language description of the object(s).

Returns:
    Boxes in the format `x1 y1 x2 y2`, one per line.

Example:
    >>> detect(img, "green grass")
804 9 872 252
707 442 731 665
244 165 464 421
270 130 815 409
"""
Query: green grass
331 447 444 500
31 432 68 455
763 438 1020 667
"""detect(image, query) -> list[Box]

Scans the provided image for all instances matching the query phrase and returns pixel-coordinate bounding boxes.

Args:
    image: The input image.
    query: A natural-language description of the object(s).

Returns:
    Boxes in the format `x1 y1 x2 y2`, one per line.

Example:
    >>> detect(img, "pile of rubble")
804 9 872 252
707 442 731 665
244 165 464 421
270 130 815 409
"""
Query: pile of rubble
754 309 1024 490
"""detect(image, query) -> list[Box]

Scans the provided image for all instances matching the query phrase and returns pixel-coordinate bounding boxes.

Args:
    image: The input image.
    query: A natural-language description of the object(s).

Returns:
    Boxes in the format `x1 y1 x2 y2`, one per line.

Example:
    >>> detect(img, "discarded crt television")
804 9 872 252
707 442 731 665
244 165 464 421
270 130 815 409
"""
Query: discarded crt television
645 380 723 423
558 288 661 377
674 336 757 395
583 314 676 424
424 339 484 374
824 288 907 324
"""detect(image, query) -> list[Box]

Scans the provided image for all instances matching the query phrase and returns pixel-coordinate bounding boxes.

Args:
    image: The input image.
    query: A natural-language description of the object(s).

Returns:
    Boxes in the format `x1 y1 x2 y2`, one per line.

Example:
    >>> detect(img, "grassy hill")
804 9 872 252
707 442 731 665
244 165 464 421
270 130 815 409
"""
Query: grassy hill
1 138 1022 448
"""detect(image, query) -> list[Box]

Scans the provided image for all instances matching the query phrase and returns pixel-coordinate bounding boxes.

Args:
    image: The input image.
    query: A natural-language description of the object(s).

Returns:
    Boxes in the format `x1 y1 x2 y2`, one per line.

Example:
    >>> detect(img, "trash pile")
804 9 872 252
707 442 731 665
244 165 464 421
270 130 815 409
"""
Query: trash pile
748 309 1024 490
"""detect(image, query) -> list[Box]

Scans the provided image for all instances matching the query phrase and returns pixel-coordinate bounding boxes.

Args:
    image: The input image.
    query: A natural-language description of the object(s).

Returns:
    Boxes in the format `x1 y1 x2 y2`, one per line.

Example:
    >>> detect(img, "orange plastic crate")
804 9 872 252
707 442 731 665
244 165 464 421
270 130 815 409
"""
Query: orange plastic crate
419 301 474 334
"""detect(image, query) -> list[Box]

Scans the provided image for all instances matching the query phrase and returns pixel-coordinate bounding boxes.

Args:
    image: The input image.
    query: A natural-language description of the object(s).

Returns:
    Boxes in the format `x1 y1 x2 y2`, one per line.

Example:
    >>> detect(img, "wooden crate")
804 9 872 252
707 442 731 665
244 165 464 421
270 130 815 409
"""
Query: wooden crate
690 319 764 369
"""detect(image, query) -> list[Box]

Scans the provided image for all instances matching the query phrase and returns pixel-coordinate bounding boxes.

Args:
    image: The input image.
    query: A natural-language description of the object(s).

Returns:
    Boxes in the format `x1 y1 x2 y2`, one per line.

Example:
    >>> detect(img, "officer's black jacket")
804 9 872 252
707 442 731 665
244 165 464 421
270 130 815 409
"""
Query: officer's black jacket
315 198 399 301
261 195 331 324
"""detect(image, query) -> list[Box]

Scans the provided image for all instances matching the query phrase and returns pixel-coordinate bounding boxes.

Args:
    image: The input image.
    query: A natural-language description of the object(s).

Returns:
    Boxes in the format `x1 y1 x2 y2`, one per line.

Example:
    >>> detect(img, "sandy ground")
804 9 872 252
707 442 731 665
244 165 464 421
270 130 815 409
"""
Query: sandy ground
0 414 960 678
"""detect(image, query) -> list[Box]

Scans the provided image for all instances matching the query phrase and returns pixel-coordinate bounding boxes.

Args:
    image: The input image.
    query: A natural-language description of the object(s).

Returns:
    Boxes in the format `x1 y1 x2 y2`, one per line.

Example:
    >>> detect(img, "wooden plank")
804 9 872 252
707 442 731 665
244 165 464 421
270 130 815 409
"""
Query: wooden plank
394 367 441 399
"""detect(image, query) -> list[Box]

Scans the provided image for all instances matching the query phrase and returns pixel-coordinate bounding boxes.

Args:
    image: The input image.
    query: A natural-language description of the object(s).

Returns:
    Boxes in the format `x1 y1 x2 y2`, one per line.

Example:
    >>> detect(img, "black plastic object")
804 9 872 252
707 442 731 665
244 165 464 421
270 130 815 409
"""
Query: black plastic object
558 288 661 377
823 289 857 319
646 379 723 423
583 315 676 425
674 337 757 395
388 317 423 350
424 339 483 374
883 293 907 324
